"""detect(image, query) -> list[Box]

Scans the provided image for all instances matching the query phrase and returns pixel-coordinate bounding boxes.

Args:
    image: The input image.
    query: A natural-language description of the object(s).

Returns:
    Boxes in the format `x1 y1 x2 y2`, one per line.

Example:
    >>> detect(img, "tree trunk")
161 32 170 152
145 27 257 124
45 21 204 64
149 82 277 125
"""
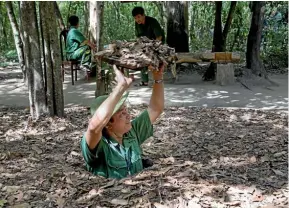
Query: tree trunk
89 1 104 52
84 1 89 37
20 2 47 119
212 2 223 52
17 2 24 47
54 1 65 31
222 1 237 51
203 2 222 81
166 1 189 52
183 1 189 38
204 2 237 81
246 1 267 78
90 1 106 97
5 1 26 83
40 2 64 117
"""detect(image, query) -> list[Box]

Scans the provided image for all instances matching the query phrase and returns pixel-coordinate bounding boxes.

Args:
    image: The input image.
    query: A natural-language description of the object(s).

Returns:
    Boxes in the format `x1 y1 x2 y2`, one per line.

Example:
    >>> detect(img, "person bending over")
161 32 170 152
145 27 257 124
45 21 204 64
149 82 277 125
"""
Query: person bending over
132 6 165 87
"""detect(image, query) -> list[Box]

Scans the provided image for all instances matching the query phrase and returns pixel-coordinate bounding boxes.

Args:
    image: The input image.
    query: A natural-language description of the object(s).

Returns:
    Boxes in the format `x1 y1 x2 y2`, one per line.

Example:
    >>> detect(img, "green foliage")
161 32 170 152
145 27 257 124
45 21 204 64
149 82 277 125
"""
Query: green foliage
261 1 288 68
58 1 86 29
5 49 18 60
0 2 15 54
102 2 162 45
190 2 215 51
189 1 252 53
1 1 288 69
0 199 7 208
262 24 288 68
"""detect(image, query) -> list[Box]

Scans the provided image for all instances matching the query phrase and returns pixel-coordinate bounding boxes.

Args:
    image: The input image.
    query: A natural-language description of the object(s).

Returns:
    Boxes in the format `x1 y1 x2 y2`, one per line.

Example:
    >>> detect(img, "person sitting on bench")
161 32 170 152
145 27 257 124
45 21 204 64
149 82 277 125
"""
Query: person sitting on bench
66 15 96 72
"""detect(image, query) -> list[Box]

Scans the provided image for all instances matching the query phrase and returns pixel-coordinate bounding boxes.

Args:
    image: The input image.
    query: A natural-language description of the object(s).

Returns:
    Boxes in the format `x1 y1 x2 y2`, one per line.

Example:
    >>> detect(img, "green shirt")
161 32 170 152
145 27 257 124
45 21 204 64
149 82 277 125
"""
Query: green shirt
81 110 153 179
66 26 86 56
135 16 165 43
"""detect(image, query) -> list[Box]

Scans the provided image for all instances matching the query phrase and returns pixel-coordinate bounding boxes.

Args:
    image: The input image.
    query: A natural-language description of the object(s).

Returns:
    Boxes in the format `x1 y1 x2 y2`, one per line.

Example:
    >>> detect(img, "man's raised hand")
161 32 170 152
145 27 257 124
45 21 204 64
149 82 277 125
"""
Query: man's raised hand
113 65 133 90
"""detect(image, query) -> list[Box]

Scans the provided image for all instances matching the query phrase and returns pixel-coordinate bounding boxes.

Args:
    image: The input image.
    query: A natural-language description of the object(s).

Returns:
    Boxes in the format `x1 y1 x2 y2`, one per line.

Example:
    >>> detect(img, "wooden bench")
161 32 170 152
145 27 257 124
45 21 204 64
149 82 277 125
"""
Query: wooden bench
173 52 241 85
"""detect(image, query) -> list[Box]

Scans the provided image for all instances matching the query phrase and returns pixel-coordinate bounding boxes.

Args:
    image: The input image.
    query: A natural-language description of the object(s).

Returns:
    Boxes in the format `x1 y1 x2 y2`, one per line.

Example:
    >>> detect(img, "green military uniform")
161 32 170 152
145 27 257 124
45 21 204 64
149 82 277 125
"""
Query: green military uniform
135 16 165 84
81 110 153 179
66 26 91 67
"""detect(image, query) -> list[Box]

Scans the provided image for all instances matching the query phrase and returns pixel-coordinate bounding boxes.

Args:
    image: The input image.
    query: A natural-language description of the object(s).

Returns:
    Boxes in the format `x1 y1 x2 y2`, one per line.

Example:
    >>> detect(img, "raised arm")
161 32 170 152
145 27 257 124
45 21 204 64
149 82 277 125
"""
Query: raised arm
147 64 165 123
85 66 132 149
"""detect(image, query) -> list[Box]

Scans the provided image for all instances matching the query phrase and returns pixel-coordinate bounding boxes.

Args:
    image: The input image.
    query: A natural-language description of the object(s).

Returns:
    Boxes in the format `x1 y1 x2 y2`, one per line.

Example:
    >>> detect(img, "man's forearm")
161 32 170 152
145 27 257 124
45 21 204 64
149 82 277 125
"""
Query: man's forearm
149 80 164 116
89 85 126 131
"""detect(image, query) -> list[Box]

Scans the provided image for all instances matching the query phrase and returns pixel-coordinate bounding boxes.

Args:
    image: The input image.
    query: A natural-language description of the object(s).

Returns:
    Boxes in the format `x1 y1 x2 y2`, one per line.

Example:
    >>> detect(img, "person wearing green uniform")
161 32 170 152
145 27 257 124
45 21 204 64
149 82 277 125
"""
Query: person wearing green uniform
66 15 96 71
132 7 165 86
80 64 165 179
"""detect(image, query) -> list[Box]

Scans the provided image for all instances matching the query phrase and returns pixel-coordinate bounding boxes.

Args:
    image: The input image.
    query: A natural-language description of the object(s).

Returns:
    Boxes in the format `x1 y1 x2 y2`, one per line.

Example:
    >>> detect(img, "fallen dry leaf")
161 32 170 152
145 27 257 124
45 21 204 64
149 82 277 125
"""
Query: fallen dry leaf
252 192 264 202
154 202 169 208
0 105 287 207
110 198 128 206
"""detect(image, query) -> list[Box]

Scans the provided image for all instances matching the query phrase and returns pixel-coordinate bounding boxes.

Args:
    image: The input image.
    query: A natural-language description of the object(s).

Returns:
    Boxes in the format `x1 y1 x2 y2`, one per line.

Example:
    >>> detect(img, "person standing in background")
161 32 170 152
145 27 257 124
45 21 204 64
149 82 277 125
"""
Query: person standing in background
132 6 165 87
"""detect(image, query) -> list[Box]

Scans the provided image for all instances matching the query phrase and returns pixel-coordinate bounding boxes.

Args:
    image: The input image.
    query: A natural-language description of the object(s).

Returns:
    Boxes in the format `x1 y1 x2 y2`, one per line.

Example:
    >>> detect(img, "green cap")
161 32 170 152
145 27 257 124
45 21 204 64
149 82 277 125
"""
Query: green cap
90 92 129 116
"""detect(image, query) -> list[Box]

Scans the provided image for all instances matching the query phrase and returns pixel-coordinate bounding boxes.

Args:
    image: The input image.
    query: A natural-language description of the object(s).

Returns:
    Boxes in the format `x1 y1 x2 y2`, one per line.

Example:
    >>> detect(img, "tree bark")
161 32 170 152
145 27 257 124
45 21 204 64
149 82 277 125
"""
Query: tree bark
204 2 237 81
166 1 189 53
90 1 106 97
203 2 223 81
54 1 65 31
40 2 64 117
20 1 47 119
17 2 24 47
246 1 267 77
89 1 104 52
222 1 237 51
5 1 26 83
84 1 89 37
212 2 223 52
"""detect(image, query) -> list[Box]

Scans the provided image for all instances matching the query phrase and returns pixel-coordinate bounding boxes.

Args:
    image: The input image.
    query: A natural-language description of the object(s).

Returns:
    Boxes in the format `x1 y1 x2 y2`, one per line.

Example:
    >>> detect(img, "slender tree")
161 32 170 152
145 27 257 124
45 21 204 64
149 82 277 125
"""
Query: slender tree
20 1 47 119
54 1 65 31
89 1 104 52
246 1 267 78
90 1 106 97
203 1 237 81
222 1 237 51
5 1 26 82
40 1 64 117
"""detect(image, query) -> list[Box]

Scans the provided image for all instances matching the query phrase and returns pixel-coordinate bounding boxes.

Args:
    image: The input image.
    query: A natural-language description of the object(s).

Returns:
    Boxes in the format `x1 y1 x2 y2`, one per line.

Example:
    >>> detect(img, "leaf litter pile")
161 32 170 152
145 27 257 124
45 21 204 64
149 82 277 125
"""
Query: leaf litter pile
0 106 287 208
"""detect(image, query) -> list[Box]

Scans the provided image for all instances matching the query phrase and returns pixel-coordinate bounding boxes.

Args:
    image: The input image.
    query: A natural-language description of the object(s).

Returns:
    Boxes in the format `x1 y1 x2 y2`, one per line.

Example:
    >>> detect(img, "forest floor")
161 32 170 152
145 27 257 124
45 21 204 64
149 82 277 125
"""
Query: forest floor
0 63 288 208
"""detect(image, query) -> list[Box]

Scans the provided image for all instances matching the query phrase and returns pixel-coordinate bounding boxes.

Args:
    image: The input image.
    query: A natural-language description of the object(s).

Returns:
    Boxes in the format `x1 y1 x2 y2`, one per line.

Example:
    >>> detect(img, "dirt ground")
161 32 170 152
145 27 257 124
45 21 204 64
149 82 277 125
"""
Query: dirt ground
0 64 288 208
0 105 288 208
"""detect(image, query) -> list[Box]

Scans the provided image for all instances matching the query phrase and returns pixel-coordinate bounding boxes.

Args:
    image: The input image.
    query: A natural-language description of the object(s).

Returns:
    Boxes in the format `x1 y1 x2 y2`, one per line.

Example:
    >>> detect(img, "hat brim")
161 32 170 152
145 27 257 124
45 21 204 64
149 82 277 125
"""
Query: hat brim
112 92 129 115
90 92 129 116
